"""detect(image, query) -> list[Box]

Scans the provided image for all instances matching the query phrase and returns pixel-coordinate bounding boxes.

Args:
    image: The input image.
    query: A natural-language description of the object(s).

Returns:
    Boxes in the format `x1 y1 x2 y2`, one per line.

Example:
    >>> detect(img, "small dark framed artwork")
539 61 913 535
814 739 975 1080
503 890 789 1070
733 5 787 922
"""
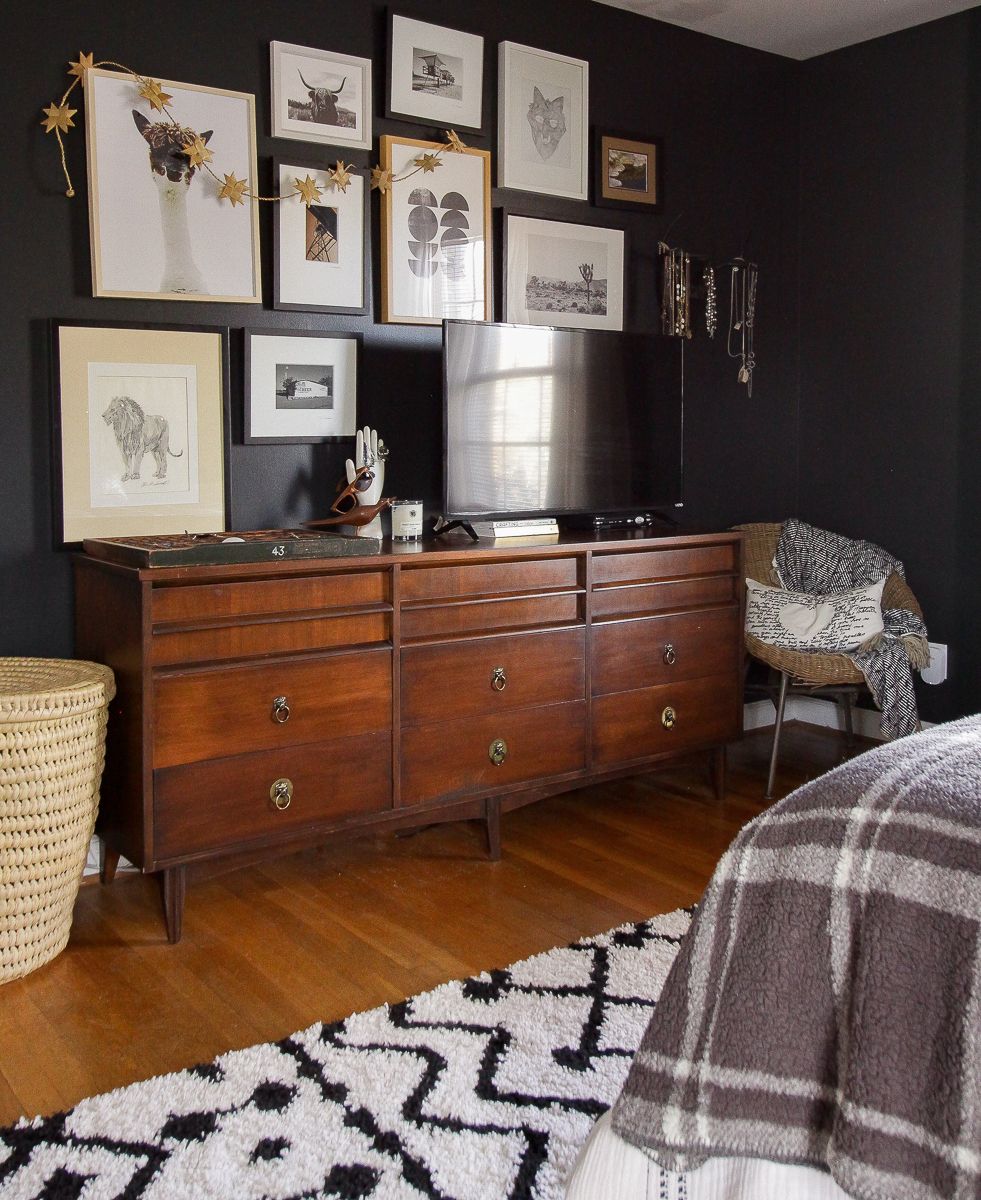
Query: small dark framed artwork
273 156 370 314
51 320 231 548
387 11 485 133
593 130 662 211
244 329 359 444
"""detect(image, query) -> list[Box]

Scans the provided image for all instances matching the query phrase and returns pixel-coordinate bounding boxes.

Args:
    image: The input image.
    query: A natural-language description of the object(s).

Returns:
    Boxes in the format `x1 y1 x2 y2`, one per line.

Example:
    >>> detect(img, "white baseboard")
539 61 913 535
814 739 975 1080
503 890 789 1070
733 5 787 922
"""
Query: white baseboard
745 696 935 740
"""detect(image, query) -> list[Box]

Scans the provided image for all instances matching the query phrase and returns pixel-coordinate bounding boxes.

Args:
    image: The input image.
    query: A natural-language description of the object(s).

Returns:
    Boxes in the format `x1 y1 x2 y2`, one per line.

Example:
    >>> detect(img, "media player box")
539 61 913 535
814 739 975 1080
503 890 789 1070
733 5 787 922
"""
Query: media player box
562 513 659 531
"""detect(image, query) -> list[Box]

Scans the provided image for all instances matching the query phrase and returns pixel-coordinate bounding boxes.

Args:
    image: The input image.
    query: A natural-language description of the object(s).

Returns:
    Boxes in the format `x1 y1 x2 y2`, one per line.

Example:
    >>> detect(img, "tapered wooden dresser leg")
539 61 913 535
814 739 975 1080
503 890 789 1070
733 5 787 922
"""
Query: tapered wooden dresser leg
485 795 502 861
99 839 120 885
712 744 727 802
162 865 186 944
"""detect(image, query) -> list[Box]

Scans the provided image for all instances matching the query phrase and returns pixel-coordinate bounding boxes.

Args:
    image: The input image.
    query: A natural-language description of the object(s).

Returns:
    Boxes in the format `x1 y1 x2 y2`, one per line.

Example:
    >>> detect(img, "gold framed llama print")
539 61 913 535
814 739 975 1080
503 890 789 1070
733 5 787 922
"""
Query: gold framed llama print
52 321 230 547
84 69 261 303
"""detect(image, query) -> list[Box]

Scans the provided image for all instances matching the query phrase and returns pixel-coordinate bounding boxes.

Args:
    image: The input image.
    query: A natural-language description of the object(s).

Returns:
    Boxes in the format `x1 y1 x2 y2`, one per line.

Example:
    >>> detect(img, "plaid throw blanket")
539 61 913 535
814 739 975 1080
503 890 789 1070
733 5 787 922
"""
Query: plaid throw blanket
775 518 929 739
611 716 981 1200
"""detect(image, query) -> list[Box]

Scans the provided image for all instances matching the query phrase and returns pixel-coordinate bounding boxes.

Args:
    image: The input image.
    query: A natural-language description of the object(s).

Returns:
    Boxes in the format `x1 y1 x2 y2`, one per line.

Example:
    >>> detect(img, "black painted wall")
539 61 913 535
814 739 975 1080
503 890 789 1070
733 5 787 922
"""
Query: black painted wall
798 10 979 723
0 0 800 659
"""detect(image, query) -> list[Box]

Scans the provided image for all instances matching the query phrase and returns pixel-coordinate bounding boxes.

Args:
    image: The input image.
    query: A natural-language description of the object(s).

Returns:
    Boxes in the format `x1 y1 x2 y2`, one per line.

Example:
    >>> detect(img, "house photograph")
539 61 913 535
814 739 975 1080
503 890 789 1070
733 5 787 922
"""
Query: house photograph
1 0 979 1196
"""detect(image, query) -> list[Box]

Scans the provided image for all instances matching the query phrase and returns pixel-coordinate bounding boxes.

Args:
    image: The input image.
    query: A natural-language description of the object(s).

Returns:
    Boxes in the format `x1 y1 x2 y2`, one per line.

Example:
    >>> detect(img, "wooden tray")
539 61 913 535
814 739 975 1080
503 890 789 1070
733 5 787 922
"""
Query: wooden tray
82 529 382 569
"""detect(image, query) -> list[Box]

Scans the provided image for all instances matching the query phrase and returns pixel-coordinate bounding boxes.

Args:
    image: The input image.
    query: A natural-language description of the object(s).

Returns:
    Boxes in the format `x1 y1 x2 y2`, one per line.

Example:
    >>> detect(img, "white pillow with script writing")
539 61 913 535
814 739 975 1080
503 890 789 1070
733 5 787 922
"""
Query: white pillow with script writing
745 577 885 652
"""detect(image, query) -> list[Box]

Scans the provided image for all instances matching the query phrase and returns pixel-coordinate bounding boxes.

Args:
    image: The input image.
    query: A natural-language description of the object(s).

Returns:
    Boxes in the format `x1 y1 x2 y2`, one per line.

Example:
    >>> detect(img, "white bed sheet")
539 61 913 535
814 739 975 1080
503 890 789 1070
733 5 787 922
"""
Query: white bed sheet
565 1111 856 1200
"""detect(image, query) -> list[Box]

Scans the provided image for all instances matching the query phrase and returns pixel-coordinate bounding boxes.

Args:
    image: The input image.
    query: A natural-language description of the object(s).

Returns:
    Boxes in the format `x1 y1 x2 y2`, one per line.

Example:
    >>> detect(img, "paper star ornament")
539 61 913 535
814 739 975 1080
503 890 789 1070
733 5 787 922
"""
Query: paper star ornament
218 172 250 206
330 161 354 192
138 78 172 113
444 130 467 152
68 53 94 79
294 174 323 205
182 134 214 168
415 153 442 174
41 102 76 134
370 166 393 194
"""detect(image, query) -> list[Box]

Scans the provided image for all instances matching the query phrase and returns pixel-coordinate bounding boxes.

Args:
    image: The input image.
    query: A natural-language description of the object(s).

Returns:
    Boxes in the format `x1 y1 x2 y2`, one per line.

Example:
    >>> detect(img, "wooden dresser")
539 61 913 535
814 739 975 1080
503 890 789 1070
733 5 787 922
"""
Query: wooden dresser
74 529 745 941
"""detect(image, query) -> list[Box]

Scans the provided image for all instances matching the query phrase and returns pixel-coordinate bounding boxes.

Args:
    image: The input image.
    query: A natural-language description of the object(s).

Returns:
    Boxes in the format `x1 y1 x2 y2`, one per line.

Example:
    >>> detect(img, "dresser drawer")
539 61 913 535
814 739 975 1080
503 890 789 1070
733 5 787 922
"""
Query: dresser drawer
401 627 585 725
153 731 392 860
152 611 390 665
592 676 740 768
400 593 581 640
592 544 737 585
153 648 392 768
401 700 586 806
401 557 578 601
592 574 736 618
152 571 390 624
592 608 740 695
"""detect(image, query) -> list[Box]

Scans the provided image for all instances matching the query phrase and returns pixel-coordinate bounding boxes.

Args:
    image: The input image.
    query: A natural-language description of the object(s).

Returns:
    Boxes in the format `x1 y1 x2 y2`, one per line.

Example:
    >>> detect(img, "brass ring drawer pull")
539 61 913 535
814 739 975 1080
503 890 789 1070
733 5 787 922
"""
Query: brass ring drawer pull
270 777 293 810
663 644 676 666
661 706 677 730
488 739 508 766
272 696 290 723
491 667 507 691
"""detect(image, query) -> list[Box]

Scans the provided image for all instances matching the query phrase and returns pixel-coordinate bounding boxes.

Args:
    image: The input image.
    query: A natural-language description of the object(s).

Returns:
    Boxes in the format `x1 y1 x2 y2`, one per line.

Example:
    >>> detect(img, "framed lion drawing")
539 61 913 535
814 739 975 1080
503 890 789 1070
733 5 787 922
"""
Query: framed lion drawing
52 321 230 546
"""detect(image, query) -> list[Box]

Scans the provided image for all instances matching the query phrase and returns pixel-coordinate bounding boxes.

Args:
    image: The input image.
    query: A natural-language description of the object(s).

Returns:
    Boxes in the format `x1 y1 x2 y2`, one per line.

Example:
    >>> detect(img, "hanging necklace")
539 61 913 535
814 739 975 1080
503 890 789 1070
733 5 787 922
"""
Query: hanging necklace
659 243 692 339
727 259 758 395
703 265 717 338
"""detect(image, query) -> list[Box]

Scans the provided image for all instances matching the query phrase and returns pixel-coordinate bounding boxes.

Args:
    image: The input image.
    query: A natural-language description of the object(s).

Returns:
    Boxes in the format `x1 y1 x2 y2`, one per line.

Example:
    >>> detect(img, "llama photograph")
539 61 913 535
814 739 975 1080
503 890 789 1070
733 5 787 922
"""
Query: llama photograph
271 43 372 149
85 69 260 302
91 370 195 503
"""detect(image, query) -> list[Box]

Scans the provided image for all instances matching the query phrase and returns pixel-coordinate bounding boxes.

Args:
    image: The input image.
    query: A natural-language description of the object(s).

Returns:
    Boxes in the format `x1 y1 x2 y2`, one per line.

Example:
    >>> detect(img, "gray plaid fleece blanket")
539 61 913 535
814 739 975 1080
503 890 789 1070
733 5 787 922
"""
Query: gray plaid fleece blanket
611 716 981 1200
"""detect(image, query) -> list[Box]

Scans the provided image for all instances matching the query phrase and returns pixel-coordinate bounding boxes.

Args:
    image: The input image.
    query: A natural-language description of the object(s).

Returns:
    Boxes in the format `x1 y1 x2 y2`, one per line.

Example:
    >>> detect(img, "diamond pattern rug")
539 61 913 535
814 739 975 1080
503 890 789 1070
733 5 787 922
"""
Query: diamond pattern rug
0 909 690 1199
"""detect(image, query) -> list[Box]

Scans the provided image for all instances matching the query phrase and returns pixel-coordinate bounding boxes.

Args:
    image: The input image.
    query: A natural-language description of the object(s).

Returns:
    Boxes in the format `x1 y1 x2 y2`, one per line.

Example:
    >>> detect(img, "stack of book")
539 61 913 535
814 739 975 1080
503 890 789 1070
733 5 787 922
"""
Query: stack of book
471 517 560 539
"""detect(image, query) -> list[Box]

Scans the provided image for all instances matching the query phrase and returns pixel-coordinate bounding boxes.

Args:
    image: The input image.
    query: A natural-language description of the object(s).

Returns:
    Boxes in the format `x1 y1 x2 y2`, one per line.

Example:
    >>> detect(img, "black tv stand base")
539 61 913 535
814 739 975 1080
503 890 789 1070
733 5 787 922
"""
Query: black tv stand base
432 517 479 542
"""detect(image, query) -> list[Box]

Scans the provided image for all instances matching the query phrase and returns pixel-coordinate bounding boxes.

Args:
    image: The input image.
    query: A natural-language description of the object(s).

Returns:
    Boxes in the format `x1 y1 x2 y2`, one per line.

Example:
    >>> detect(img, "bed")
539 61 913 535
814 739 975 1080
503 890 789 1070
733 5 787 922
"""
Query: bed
565 715 981 1200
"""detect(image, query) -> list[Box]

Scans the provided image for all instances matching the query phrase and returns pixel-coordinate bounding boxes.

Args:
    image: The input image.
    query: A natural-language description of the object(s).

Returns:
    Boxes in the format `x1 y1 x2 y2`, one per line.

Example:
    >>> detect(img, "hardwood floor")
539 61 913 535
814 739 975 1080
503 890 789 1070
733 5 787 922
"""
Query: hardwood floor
0 722 874 1127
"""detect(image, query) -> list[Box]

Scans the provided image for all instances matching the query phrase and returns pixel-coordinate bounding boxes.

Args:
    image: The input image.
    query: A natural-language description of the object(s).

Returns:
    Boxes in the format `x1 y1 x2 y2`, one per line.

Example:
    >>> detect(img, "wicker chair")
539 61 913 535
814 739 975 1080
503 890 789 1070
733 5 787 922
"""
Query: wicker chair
734 523 924 799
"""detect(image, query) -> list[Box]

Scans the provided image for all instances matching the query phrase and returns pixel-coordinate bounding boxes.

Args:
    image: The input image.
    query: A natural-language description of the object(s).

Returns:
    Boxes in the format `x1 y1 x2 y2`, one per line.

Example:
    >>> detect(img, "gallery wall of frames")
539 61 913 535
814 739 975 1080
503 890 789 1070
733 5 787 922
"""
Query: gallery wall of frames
1 0 803 657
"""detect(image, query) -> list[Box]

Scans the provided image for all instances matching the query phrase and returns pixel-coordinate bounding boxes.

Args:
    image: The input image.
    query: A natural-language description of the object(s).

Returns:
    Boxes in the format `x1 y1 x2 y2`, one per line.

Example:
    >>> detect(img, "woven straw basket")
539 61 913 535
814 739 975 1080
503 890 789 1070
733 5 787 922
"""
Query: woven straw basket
734 522 924 686
0 658 115 983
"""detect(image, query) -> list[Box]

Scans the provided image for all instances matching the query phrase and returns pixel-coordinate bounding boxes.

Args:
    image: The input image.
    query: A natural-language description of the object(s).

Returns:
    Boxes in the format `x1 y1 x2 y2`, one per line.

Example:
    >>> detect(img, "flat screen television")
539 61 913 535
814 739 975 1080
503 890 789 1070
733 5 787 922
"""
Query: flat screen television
443 320 683 520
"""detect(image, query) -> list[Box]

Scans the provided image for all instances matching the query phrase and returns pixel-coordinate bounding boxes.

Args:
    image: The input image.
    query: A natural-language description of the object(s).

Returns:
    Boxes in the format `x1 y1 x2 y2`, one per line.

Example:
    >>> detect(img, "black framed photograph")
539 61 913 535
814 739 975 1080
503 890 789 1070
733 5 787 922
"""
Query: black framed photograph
51 321 230 547
270 41 372 151
273 157 370 314
594 130 663 211
498 41 588 201
387 12 484 133
244 329 359 444
503 213 625 331
84 69 261 303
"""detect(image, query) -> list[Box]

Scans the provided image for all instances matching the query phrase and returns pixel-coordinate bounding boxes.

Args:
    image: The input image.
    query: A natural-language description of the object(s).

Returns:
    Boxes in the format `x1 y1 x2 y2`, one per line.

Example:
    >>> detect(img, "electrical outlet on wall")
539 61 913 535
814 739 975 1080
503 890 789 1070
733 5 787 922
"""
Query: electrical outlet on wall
920 642 948 686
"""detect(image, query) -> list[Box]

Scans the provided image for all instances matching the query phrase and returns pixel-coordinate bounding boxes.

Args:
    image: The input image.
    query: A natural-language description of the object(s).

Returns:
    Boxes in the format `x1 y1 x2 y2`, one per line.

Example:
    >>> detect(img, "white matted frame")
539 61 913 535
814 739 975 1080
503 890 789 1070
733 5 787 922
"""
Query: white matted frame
387 13 484 133
52 322 229 547
274 158 369 314
270 41 372 150
504 214 625 331
498 41 588 201
380 135 492 326
84 68 261 303
244 330 359 444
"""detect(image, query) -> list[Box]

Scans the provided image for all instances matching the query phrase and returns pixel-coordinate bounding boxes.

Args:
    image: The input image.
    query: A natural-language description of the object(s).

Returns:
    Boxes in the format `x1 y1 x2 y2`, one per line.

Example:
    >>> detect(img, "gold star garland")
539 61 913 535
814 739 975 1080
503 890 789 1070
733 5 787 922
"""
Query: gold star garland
42 54 469 208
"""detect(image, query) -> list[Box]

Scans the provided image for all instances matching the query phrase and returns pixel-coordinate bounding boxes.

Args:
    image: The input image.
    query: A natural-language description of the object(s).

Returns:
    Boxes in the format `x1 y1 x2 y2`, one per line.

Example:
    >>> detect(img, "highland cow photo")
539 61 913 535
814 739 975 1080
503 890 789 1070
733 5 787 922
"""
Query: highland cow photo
271 42 372 149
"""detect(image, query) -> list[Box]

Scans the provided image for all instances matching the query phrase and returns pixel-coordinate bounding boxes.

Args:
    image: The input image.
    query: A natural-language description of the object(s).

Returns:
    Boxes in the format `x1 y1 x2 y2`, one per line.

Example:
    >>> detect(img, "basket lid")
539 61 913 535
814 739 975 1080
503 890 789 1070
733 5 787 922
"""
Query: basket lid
0 658 116 723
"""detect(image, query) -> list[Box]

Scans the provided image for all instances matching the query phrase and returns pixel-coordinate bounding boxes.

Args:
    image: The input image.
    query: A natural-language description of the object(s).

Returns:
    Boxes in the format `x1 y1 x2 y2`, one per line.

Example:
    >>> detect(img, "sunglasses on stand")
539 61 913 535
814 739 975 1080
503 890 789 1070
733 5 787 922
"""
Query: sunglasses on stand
331 465 375 514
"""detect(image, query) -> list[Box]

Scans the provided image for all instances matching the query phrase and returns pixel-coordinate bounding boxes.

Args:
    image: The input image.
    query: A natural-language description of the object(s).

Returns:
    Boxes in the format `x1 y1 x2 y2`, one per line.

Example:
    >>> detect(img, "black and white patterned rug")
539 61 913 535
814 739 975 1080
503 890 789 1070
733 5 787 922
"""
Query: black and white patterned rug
0 909 690 1200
